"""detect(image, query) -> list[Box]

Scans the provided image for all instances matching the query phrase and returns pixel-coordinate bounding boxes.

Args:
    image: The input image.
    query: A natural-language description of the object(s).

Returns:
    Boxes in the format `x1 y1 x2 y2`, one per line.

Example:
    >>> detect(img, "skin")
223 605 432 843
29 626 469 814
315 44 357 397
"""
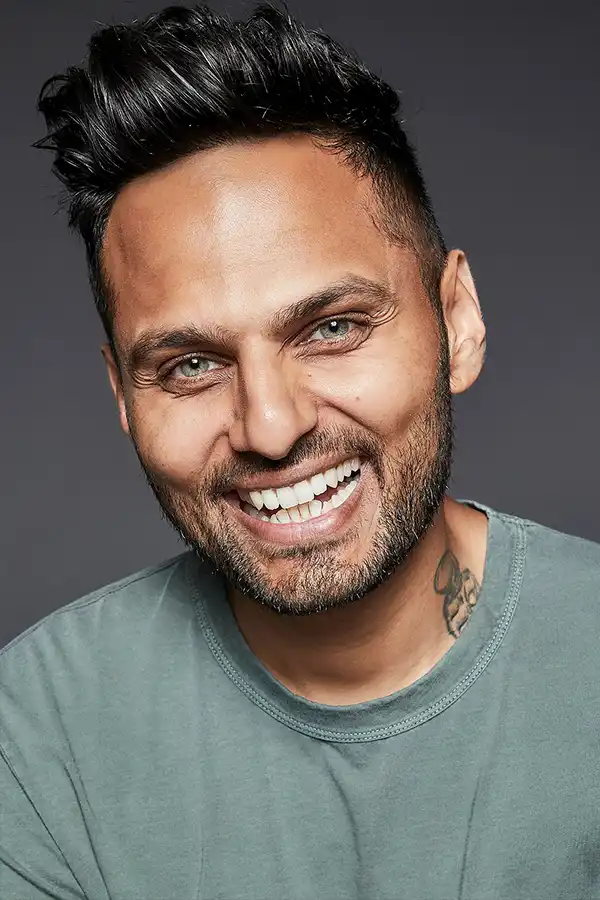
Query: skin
102 134 487 705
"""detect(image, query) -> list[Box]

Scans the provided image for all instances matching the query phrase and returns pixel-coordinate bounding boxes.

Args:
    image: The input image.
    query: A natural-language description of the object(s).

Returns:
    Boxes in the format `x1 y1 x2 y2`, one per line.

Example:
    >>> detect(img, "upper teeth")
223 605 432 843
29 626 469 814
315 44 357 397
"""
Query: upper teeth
238 457 361 511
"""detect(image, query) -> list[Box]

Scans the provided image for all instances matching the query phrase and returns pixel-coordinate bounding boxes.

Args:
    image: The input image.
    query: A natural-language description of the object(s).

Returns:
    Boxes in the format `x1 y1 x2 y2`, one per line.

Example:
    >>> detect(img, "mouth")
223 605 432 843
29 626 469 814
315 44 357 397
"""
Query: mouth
225 457 366 544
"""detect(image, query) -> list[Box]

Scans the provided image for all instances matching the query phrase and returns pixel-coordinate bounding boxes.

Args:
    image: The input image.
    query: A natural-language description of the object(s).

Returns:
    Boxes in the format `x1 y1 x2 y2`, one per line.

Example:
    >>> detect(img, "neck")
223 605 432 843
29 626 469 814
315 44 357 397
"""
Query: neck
228 498 488 706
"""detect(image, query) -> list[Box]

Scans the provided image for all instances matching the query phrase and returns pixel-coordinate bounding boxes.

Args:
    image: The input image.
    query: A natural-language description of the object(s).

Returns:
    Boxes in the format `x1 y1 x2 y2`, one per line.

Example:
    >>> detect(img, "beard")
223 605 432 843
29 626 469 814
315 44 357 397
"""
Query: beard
133 343 453 616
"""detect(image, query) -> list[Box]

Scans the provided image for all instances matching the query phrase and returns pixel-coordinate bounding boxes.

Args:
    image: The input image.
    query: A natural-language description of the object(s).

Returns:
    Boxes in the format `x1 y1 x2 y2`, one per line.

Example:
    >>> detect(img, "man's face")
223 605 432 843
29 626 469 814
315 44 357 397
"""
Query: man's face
103 135 453 615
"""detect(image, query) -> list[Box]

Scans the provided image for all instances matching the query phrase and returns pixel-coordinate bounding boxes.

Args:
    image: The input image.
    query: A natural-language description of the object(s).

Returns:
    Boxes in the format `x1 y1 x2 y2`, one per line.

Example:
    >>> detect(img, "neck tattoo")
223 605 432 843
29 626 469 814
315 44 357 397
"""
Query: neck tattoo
433 550 481 638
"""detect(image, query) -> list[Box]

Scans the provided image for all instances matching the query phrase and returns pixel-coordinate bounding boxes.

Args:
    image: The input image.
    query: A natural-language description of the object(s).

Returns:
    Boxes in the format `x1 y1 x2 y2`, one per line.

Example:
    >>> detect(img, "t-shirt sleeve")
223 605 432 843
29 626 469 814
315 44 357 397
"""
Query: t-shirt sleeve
0 746 86 900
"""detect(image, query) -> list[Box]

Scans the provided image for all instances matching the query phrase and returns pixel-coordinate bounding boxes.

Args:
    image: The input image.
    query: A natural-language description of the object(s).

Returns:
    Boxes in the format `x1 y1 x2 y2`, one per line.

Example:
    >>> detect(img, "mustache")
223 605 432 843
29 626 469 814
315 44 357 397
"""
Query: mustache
203 425 384 497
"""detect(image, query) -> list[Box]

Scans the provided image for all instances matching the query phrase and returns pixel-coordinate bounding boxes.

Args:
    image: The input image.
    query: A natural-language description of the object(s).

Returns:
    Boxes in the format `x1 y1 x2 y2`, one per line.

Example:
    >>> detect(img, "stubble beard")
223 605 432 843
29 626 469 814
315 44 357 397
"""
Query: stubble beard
134 351 453 616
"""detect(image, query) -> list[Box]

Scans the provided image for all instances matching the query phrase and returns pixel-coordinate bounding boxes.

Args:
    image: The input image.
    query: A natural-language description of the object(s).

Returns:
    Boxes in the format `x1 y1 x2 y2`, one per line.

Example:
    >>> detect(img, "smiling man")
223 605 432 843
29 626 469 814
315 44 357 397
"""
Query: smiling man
1 5 600 900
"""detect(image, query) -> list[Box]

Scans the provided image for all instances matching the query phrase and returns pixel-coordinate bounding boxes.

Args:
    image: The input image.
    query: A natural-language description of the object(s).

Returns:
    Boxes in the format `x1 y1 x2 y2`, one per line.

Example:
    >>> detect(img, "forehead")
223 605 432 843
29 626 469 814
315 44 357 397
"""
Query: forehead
104 135 405 342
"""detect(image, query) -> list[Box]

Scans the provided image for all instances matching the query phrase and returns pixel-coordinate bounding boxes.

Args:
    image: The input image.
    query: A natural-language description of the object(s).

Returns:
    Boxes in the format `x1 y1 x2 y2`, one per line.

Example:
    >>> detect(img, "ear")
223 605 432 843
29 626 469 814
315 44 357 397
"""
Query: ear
439 250 486 395
101 343 131 436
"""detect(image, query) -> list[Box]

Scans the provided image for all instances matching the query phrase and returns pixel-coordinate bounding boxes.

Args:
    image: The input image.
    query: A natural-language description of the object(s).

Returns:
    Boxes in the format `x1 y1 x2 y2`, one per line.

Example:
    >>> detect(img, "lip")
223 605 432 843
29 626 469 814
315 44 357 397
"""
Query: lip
230 454 361 494
225 463 371 546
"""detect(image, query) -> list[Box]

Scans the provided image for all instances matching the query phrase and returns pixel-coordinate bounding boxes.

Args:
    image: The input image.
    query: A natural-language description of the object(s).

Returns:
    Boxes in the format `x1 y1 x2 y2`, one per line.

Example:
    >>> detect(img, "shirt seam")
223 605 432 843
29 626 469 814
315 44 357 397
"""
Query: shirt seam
192 515 527 743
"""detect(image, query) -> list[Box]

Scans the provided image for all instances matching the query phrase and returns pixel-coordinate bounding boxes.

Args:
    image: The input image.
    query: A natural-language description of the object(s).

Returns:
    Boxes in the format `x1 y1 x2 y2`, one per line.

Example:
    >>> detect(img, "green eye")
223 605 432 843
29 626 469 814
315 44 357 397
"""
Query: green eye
177 356 215 377
309 319 352 341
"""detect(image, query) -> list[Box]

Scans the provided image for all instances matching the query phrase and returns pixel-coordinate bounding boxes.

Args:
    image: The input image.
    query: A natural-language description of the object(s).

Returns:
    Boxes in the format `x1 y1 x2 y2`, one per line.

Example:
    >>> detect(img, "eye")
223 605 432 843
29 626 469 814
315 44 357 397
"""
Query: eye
158 353 225 395
307 318 353 342
173 356 220 378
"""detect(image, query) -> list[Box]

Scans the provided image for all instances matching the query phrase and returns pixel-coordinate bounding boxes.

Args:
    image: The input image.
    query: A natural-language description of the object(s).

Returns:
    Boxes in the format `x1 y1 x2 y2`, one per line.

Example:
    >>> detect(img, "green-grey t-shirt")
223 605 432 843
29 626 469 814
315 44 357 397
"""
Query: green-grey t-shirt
1 502 600 900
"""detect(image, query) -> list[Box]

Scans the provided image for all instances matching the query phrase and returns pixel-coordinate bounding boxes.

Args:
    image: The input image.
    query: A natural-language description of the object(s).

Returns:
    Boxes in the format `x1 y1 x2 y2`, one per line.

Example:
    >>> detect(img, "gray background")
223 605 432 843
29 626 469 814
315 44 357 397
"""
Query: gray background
2 0 598 648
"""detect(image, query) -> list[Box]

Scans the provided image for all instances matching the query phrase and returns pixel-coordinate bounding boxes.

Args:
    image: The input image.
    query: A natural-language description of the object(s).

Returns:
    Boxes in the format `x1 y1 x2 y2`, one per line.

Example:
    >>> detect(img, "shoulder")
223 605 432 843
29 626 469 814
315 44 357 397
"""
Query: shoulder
503 509 600 590
0 552 198 731
0 553 189 648
492 506 600 657
0 550 209 761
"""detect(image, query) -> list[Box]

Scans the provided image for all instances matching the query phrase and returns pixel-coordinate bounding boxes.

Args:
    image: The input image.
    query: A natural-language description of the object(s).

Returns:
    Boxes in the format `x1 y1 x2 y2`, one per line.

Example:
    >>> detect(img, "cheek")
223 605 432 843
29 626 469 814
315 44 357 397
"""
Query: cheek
312 333 438 438
128 394 222 487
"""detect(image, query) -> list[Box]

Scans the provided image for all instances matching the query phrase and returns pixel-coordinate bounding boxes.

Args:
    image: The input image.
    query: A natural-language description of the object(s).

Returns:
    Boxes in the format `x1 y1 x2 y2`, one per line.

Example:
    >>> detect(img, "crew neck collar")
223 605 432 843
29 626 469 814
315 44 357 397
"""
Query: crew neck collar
188 502 525 743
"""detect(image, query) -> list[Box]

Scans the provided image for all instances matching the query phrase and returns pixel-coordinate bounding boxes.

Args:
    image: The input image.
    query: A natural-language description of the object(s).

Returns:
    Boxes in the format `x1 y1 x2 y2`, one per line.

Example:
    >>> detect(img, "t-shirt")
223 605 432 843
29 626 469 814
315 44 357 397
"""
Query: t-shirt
1 501 600 900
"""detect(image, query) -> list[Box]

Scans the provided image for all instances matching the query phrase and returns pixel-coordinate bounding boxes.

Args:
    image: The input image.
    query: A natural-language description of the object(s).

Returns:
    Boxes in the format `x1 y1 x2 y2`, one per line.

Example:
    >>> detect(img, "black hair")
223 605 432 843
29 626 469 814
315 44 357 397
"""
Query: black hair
35 3 447 344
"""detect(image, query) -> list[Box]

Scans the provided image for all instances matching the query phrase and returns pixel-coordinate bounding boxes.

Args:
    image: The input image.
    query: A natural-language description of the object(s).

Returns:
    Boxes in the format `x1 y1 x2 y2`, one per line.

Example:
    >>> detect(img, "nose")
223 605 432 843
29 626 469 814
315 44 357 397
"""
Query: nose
228 353 318 460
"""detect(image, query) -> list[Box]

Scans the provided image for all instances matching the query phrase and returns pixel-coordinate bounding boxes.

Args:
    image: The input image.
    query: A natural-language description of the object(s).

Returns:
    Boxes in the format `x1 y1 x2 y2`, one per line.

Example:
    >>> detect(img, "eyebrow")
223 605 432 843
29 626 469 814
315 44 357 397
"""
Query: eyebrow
125 274 394 372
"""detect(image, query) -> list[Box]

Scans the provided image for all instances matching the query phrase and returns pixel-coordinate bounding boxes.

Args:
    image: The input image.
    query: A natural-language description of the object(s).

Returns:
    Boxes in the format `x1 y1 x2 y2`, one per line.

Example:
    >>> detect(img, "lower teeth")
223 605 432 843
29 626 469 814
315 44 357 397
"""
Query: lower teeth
243 474 359 524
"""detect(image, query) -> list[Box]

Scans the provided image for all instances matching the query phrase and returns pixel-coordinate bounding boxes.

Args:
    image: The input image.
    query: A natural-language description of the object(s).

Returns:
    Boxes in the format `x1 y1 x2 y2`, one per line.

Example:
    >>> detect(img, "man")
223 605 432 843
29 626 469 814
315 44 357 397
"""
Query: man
1 4 599 899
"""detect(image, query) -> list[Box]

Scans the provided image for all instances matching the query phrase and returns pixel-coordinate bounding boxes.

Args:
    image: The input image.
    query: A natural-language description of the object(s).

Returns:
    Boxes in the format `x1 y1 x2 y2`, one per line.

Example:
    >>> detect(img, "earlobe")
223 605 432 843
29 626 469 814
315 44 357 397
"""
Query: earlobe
439 250 486 395
100 343 131 436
